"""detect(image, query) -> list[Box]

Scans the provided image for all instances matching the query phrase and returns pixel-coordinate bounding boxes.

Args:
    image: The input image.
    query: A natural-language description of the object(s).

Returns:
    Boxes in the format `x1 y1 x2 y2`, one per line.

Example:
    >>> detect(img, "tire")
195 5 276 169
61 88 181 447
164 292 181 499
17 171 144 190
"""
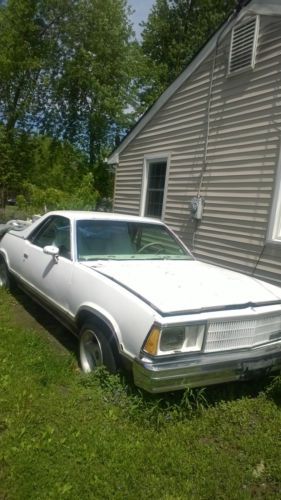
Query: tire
79 322 117 374
0 255 10 289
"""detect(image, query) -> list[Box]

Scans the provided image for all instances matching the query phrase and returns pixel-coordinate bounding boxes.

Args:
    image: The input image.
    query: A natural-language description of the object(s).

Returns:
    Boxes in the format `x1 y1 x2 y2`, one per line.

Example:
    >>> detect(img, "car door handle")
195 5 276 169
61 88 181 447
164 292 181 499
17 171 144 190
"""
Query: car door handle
23 253 28 259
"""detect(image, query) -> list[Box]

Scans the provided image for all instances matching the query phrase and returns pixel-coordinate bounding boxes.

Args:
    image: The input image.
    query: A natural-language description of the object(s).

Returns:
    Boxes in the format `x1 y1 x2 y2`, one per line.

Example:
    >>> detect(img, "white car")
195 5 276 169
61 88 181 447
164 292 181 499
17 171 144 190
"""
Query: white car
1 211 281 393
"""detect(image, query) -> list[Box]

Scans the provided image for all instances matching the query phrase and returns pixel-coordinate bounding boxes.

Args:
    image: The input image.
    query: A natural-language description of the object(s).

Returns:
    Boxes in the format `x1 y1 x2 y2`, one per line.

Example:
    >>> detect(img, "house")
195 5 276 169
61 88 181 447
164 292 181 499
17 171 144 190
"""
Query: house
108 0 281 286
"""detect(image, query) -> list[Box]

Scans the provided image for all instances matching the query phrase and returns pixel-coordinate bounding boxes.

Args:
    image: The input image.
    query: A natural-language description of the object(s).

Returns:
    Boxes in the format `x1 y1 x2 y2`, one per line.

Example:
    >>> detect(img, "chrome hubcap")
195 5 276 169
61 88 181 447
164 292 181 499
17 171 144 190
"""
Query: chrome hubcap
80 330 103 372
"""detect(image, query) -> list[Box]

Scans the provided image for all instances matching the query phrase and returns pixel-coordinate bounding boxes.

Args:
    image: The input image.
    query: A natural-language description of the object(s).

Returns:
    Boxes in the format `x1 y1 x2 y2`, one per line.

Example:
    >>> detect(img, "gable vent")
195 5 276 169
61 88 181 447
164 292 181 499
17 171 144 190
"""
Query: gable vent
229 17 259 74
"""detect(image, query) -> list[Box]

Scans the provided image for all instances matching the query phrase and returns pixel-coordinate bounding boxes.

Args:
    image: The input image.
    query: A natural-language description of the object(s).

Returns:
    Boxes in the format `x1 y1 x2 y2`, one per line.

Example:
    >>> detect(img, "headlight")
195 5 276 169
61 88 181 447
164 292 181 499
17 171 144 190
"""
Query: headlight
160 327 185 351
143 324 205 355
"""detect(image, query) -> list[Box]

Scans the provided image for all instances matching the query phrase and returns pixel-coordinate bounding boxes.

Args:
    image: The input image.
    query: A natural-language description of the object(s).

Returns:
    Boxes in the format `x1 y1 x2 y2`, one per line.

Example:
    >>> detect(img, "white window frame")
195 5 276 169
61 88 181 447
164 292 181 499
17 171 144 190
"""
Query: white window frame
140 154 170 220
228 16 260 75
268 144 281 243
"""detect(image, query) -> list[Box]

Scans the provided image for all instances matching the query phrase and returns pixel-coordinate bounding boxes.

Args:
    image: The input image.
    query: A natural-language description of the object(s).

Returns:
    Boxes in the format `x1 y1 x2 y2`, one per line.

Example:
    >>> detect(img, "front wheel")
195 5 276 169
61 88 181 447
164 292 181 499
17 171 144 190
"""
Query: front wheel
79 322 117 374
0 256 11 289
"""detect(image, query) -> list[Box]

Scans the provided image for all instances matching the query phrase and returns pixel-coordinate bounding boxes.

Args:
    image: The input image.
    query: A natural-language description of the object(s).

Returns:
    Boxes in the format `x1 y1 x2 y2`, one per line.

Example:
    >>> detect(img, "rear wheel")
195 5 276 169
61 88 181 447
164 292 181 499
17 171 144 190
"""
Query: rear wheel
79 322 117 373
0 256 10 289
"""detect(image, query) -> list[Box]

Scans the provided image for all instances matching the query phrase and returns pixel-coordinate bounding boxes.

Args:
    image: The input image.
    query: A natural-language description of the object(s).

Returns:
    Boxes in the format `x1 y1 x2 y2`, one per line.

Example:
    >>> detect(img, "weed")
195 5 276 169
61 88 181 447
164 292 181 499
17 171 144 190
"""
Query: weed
1 289 281 499
84 367 209 428
264 374 281 405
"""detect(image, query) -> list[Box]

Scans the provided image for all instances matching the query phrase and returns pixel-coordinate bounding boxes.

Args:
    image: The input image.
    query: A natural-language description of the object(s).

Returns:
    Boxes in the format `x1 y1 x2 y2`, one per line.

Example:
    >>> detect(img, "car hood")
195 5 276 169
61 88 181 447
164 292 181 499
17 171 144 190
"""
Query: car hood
83 260 281 315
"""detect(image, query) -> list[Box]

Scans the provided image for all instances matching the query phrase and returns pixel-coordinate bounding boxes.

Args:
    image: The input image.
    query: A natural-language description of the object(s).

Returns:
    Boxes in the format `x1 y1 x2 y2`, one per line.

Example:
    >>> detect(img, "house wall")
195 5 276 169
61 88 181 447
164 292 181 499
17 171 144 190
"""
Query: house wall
114 15 281 286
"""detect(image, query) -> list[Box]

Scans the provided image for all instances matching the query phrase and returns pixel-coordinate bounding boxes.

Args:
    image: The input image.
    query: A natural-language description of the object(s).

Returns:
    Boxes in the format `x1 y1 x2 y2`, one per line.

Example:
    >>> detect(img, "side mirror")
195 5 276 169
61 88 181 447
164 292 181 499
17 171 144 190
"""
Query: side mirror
43 245 59 263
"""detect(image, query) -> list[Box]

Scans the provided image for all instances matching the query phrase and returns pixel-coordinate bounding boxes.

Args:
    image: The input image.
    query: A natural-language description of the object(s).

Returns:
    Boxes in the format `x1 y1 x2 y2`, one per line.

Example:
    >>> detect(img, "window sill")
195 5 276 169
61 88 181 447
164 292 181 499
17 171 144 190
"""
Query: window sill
267 237 281 245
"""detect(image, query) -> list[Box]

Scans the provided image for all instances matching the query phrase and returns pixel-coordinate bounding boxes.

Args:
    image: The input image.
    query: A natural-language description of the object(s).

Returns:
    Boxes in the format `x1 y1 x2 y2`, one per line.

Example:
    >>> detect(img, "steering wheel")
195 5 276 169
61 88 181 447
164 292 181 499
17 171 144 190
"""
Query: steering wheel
137 242 165 254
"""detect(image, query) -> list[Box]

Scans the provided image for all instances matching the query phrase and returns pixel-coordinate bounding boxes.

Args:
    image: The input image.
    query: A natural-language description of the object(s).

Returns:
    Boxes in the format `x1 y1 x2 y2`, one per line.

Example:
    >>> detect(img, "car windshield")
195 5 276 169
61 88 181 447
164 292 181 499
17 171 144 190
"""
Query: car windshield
76 220 193 261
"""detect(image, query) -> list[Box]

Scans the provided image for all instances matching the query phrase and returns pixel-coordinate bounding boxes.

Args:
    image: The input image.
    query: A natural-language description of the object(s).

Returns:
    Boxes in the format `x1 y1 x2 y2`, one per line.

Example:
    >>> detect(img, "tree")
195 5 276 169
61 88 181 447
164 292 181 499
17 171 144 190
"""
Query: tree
46 0 136 165
0 126 33 206
16 136 99 213
0 127 15 206
140 0 237 106
0 0 74 133
0 0 137 204
0 0 78 201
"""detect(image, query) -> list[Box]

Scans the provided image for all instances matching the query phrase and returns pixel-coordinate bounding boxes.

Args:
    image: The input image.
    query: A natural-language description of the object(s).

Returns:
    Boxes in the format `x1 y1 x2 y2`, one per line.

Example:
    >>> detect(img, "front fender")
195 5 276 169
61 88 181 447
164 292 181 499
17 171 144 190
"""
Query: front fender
75 302 123 352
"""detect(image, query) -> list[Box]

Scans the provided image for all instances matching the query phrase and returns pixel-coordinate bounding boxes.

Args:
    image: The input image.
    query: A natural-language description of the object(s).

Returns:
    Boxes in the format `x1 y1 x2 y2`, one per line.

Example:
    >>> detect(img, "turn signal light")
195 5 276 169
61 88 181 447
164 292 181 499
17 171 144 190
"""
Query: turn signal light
143 327 160 355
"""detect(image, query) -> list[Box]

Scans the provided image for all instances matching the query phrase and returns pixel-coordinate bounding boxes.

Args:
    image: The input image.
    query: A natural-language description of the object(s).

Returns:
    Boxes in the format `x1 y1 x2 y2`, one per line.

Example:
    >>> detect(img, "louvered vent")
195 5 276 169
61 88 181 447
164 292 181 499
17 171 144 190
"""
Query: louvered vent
229 17 259 74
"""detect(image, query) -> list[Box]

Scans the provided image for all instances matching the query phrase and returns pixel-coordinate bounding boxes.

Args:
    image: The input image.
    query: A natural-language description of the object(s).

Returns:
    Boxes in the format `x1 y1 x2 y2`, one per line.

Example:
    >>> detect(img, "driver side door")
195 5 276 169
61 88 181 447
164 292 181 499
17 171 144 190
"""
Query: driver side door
22 215 73 315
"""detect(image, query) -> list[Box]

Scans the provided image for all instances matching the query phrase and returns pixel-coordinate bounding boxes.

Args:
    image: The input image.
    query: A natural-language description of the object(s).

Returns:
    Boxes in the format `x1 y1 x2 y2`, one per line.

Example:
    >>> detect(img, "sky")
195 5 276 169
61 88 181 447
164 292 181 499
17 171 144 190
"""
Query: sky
128 0 155 38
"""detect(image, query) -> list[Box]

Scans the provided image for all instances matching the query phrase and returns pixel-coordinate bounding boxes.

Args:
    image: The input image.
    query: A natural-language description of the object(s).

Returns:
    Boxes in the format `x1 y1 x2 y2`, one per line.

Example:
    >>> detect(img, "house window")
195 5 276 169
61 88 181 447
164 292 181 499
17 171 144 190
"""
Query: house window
229 16 259 74
141 159 167 219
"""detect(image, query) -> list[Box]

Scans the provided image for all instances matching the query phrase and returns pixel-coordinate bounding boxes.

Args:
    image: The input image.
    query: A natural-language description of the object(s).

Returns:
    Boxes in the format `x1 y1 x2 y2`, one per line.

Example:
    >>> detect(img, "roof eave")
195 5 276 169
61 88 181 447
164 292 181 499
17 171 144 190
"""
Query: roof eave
108 15 235 165
108 0 275 165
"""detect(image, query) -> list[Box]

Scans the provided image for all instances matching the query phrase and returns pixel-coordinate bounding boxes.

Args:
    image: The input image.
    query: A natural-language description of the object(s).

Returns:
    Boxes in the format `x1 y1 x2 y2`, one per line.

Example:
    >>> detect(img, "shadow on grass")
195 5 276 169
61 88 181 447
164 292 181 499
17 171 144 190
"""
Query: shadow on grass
11 287 78 359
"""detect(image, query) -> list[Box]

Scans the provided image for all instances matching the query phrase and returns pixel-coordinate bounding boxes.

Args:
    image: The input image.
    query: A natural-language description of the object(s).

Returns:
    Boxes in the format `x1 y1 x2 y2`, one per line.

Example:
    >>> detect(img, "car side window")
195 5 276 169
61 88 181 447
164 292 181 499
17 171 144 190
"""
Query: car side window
29 216 71 260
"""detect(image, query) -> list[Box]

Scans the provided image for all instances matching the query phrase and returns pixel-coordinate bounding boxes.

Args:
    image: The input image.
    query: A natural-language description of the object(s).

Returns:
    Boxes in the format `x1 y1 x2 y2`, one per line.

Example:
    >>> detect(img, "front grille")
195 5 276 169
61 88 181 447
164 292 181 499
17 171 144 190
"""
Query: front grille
205 314 281 353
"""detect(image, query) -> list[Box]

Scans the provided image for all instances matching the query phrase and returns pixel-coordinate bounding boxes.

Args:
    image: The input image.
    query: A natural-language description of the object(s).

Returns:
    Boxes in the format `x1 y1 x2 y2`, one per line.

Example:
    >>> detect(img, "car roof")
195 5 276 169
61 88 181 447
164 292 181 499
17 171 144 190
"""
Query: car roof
44 211 164 225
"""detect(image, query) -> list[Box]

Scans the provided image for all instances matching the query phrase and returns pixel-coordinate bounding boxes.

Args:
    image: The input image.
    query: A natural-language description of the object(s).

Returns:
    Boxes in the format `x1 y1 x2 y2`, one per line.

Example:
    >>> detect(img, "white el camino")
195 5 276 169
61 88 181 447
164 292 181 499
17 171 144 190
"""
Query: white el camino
1 211 281 393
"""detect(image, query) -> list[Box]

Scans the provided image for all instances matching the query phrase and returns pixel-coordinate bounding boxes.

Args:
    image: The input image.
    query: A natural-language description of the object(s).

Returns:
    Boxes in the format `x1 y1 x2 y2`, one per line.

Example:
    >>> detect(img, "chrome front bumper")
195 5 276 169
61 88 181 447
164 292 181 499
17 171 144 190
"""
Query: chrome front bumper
133 341 281 393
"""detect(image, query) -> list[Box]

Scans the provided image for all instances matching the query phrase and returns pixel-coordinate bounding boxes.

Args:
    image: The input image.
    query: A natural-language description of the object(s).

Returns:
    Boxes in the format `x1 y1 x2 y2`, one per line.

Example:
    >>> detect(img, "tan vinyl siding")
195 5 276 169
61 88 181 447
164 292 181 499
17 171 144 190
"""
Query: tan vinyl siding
114 15 281 286
193 16 281 284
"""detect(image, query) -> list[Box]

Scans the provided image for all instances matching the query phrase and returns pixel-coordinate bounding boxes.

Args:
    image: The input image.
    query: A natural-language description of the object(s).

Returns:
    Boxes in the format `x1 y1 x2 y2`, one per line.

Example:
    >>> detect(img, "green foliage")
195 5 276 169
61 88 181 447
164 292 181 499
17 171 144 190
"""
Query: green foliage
0 128 15 206
0 0 240 205
0 0 139 205
0 126 34 206
0 0 74 131
0 129 113 212
86 367 208 429
18 172 98 213
0 131 114 214
48 0 136 161
1 289 281 499
140 0 237 106
0 0 137 148
71 172 98 210
265 375 281 405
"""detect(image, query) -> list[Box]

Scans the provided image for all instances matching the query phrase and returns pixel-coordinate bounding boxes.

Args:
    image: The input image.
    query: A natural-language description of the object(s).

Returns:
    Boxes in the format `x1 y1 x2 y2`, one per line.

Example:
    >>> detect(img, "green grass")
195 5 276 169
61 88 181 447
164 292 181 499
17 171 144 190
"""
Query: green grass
1 289 281 499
